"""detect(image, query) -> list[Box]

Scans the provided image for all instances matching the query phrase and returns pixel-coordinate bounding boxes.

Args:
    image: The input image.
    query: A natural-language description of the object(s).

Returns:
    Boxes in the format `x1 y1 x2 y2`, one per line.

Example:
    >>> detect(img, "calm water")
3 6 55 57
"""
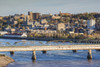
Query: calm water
0 39 100 67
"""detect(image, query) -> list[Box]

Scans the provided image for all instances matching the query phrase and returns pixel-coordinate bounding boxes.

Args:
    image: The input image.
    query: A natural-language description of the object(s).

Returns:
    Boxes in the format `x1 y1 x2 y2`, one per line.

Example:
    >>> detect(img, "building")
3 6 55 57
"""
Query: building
22 15 33 29
20 14 25 18
33 13 40 20
67 28 75 34
9 28 16 33
59 11 71 16
25 15 30 25
44 24 49 29
14 14 21 20
41 19 48 24
96 22 100 30
0 16 3 20
52 15 61 19
57 23 65 31
13 21 18 25
87 19 96 30
41 14 52 19
87 19 96 34
28 12 40 20
28 11 33 21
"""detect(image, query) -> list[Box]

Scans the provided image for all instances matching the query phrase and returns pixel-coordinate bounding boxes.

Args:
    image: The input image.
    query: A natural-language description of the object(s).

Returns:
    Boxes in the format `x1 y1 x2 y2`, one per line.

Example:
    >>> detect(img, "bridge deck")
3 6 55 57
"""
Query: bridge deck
0 45 100 52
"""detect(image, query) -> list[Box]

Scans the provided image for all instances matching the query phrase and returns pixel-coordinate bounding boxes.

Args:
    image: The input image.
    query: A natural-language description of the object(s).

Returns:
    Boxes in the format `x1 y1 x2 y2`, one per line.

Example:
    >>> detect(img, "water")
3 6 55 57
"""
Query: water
0 39 100 67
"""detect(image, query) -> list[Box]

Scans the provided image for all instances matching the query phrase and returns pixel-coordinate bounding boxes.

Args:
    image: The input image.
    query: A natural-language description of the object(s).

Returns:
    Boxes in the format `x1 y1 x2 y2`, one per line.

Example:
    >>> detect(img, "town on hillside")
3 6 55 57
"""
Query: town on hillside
0 12 100 40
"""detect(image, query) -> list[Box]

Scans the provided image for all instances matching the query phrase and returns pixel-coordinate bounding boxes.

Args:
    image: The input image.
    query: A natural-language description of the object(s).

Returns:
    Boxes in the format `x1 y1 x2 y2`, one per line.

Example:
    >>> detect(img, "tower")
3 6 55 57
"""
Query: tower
28 11 33 21
33 13 40 20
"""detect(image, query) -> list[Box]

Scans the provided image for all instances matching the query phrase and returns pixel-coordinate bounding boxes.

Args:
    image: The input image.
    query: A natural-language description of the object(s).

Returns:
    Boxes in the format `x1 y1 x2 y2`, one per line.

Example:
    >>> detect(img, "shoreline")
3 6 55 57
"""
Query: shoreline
0 54 14 67
0 36 100 43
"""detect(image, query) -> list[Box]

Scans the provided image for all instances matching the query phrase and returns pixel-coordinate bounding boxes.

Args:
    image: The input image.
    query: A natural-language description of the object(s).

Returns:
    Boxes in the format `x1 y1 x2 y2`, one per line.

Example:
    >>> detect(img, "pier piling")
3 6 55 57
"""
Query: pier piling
72 50 77 53
42 50 47 54
10 51 14 56
32 51 36 60
87 49 92 59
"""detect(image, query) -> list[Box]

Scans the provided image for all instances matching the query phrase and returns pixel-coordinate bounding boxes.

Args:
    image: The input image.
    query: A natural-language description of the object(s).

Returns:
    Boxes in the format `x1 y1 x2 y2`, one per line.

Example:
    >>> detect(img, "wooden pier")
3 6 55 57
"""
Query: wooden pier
0 44 100 60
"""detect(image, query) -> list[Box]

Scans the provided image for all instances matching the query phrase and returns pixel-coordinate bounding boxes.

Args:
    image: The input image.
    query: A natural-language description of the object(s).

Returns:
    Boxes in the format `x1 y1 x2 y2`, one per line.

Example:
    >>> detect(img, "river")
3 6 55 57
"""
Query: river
0 39 100 67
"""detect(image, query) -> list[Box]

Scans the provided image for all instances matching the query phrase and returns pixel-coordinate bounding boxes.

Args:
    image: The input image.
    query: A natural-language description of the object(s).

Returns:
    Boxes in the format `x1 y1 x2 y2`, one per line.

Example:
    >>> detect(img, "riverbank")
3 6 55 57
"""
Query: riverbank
0 54 14 67
0 36 100 43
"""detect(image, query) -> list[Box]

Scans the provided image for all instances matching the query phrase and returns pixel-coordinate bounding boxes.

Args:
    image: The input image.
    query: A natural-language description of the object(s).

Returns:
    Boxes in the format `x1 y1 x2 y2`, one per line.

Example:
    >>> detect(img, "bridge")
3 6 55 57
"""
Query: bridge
0 44 100 60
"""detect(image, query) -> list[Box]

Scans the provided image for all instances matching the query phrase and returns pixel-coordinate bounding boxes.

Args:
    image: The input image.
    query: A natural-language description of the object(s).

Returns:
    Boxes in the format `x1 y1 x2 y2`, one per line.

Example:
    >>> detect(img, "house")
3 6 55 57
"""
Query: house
41 19 48 24
52 15 61 19
0 16 3 20
57 23 66 31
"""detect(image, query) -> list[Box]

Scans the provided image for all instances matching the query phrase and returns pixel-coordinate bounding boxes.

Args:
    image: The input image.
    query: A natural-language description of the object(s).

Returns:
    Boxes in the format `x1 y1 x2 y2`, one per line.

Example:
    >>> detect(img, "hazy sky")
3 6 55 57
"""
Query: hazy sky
0 0 100 16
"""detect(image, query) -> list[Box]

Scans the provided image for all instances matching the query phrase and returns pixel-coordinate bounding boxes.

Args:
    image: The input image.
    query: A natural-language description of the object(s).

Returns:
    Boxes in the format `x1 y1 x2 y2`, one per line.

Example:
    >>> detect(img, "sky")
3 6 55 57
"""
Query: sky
0 0 100 16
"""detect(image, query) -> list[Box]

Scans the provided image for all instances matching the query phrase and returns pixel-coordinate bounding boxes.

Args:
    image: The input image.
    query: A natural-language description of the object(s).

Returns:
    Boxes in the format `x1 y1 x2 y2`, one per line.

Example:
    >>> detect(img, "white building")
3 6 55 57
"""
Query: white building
57 23 66 31
21 33 27 37
87 19 96 30
87 19 96 34
41 19 48 24
44 24 49 28
0 31 8 35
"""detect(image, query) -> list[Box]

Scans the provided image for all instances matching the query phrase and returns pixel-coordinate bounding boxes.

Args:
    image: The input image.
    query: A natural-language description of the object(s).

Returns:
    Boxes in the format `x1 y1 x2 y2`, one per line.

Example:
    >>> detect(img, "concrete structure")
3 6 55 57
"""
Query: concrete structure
41 19 48 24
28 12 40 20
22 15 33 29
96 22 100 30
13 21 18 25
28 11 33 21
41 14 52 19
33 13 40 20
44 24 49 28
0 16 3 20
59 11 71 16
32 51 36 60
57 23 65 31
52 16 61 19
10 28 16 33
25 15 30 25
87 49 92 59
87 19 96 34
87 19 96 30
0 44 100 60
